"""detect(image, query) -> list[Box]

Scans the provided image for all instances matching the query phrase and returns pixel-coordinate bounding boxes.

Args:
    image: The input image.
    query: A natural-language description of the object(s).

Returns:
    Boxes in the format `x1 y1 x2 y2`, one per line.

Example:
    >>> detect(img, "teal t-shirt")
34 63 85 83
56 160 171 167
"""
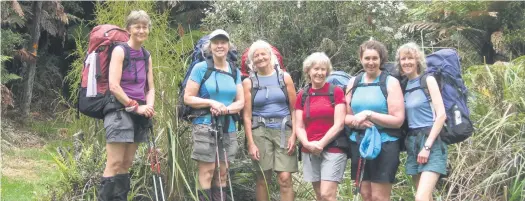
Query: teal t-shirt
349 73 398 142
189 61 241 132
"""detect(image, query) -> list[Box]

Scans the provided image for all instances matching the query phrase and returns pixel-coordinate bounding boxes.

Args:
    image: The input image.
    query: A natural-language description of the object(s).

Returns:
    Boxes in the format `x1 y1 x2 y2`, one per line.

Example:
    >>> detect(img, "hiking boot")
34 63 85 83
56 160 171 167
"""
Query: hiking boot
114 173 131 201
211 186 228 201
198 189 212 201
97 177 116 201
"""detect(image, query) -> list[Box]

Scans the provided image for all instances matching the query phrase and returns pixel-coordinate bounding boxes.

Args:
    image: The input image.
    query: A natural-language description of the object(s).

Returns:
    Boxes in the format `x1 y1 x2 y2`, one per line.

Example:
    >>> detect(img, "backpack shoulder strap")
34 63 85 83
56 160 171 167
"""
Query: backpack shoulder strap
350 72 364 97
328 83 336 107
201 59 215 86
300 85 310 108
419 73 433 101
141 47 151 75
228 60 238 81
379 71 388 99
250 72 260 108
115 42 131 70
276 65 290 107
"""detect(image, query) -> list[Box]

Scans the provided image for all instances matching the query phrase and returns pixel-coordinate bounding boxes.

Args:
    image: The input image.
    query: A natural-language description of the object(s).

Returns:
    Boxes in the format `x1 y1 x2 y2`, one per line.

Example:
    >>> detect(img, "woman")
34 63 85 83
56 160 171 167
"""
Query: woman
184 29 244 201
98 10 155 200
242 40 298 201
295 52 346 201
396 42 447 201
345 40 404 201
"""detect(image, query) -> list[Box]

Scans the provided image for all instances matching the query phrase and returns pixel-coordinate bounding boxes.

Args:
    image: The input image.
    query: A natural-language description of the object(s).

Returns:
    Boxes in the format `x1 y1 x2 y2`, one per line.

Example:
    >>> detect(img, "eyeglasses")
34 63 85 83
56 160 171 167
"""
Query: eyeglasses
130 25 149 31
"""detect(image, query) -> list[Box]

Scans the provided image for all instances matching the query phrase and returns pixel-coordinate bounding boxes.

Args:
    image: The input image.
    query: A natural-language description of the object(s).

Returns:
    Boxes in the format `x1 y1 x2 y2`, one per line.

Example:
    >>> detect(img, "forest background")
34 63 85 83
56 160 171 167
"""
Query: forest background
1 1 524 201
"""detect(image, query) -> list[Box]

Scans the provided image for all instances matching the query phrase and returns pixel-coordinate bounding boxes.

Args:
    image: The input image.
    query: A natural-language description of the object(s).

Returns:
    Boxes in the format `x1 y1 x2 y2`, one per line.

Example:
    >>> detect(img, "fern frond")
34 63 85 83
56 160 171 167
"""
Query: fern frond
400 22 440 34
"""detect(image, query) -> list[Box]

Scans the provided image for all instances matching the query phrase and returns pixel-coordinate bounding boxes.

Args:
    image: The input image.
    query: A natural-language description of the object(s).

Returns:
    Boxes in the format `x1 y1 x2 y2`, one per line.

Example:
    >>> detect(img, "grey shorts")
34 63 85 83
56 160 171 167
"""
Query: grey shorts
302 152 347 183
191 124 238 163
103 110 151 143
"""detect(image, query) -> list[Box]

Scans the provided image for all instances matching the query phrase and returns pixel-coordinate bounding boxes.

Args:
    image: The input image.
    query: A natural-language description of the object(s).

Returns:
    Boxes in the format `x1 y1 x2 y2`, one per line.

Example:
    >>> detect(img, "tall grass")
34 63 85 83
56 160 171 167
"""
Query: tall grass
48 1 525 200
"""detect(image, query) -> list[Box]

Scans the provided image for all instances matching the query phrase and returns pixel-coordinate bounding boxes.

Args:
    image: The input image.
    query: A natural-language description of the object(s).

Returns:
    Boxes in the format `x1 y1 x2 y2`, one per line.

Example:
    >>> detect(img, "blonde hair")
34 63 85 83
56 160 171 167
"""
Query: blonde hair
395 42 427 75
246 40 278 72
125 10 152 30
302 52 332 82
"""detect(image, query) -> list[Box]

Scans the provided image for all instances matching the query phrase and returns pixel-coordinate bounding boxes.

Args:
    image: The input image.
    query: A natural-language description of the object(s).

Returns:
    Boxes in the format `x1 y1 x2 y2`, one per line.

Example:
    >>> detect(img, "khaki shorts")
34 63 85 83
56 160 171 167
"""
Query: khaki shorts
191 124 238 163
252 126 298 173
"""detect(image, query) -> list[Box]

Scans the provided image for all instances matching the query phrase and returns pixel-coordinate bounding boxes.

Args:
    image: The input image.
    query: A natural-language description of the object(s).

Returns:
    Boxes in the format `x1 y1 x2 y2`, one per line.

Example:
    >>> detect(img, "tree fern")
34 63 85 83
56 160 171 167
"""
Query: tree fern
1 56 21 85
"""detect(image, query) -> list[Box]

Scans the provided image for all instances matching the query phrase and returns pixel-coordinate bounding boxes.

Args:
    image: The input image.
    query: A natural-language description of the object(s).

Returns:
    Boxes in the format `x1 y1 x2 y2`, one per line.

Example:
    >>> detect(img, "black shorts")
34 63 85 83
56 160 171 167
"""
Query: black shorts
350 140 401 183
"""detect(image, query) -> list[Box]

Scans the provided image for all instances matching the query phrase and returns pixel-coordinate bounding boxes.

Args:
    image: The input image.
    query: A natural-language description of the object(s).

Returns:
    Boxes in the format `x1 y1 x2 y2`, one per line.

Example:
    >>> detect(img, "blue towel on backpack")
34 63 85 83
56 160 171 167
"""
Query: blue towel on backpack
359 126 382 160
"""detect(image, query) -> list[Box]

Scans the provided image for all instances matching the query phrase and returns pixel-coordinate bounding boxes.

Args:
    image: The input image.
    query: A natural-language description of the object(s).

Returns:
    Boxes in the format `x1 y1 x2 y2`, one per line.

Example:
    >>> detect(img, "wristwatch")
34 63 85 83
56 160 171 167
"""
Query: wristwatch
423 145 431 151
365 111 373 120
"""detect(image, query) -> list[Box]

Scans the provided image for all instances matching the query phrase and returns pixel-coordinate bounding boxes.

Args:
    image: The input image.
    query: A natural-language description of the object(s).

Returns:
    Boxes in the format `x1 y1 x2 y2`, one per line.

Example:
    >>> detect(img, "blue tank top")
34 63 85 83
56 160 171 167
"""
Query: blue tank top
349 73 398 142
252 71 290 129
405 75 435 128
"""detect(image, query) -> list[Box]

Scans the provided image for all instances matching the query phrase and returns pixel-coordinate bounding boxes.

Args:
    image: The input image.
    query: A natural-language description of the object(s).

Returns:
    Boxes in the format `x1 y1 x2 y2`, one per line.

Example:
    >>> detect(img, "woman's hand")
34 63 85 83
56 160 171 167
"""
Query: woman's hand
287 135 296 156
209 101 226 116
305 141 324 156
136 105 155 118
417 149 430 164
248 143 260 161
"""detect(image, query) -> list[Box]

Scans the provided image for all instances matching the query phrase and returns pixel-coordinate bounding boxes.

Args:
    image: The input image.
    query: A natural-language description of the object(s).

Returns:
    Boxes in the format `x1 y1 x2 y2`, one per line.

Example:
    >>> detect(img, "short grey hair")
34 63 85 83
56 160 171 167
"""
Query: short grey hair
303 52 332 82
246 40 278 72
125 10 152 30
395 42 427 75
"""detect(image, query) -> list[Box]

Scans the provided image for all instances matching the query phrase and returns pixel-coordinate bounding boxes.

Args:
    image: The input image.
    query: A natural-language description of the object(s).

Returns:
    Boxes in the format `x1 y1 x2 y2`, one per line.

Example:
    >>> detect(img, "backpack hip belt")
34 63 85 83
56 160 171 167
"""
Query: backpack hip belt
252 115 291 149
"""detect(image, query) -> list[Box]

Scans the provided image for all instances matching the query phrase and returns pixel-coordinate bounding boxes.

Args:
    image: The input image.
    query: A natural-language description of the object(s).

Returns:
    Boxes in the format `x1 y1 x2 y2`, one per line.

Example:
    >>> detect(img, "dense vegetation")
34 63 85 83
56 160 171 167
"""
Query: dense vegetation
1 1 524 200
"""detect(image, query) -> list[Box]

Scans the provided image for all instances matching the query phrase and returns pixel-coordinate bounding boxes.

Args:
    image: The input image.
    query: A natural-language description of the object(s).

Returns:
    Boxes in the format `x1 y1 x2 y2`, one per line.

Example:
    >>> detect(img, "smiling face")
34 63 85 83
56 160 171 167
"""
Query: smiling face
399 50 419 77
308 63 328 86
360 49 381 74
210 38 230 58
128 22 149 43
252 48 272 70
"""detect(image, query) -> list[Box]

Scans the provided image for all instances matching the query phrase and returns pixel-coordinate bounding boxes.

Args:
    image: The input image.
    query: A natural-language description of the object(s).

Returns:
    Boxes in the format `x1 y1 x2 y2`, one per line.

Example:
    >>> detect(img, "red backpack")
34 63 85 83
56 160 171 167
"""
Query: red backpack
240 45 285 79
78 24 150 119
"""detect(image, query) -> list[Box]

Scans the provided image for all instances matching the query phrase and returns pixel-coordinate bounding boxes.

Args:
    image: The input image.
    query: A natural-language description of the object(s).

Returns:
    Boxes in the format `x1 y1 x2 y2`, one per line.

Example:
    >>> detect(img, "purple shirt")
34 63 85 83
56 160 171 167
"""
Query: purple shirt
120 47 147 101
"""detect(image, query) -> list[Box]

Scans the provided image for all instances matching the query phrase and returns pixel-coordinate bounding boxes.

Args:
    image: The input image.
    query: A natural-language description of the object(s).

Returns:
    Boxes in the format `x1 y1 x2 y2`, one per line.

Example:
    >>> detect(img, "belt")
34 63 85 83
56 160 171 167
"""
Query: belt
407 126 445 155
252 115 291 149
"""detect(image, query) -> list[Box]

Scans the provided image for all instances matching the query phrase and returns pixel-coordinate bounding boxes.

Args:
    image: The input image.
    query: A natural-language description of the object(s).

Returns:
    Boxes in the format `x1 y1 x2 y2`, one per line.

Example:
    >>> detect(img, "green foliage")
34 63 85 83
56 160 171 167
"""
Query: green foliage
442 56 525 200
202 1 409 84
1 56 22 85
2 143 66 200
58 1 198 200
0 29 28 56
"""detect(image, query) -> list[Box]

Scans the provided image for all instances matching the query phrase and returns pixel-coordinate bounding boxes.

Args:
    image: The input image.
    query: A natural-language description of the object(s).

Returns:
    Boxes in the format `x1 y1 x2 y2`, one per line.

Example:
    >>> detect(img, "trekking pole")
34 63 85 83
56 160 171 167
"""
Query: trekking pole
212 117 224 201
148 127 166 201
353 157 366 196
217 116 235 201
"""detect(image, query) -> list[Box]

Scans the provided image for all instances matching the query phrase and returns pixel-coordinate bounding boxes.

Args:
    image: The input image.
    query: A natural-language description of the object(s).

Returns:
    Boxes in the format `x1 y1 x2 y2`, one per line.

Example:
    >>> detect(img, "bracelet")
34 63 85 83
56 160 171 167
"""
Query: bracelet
126 99 138 107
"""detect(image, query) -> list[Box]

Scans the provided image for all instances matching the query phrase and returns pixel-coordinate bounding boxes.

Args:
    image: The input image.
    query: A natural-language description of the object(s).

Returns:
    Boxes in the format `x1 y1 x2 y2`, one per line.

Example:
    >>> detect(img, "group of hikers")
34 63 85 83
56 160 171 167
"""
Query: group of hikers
83 10 473 201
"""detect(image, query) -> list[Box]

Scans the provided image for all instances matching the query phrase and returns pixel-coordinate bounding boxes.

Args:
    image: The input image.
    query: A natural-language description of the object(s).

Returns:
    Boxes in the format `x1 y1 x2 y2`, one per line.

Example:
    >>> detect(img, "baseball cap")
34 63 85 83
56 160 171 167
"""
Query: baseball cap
209 29 230 41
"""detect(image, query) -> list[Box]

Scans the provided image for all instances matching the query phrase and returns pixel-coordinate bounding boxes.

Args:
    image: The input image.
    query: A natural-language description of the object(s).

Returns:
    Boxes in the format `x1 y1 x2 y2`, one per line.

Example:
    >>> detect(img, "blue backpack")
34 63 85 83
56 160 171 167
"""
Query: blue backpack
406 49 474 144
177 35 239 121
